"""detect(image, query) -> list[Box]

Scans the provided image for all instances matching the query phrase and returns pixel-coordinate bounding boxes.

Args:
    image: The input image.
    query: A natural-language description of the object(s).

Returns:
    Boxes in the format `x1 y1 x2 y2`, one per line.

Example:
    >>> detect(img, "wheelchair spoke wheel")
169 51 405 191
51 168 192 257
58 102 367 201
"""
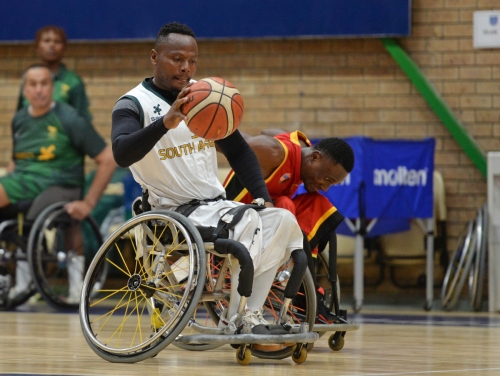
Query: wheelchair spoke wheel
27 202 105 309
80 210 206 363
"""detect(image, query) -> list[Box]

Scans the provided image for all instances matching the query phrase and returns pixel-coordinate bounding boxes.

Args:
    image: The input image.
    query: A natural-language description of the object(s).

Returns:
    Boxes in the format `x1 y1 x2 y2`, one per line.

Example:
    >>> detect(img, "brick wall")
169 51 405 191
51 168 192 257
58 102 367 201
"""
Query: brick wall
0 0 499 253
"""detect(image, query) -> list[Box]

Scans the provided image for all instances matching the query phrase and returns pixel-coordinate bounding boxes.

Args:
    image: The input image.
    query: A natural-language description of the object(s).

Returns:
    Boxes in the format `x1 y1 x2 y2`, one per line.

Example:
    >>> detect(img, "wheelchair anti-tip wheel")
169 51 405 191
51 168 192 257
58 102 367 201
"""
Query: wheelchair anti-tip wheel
27 202 105 309
80 210 206 363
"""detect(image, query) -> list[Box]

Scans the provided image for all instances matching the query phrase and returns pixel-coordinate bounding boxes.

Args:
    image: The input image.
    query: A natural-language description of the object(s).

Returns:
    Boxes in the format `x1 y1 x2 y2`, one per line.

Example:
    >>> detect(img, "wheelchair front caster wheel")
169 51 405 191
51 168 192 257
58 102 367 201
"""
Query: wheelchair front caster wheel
236 346 251 365
291 345 307 364
328 333 344 351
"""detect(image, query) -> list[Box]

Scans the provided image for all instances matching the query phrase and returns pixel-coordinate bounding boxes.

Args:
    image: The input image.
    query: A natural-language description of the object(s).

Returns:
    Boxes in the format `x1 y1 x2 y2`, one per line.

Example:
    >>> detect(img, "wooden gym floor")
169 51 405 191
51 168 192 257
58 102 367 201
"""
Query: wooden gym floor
1 287 500 376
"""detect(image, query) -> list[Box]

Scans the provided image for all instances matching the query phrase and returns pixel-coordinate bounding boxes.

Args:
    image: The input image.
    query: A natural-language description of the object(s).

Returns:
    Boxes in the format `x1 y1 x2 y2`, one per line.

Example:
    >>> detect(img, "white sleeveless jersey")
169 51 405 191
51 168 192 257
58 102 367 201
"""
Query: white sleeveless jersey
122 80 225 208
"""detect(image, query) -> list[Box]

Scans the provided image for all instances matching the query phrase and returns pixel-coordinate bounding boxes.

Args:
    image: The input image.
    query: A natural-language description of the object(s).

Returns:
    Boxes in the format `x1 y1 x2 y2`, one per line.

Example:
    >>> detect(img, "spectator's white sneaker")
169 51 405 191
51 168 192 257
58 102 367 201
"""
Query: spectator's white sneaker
8 260 32 301
67 253 84 304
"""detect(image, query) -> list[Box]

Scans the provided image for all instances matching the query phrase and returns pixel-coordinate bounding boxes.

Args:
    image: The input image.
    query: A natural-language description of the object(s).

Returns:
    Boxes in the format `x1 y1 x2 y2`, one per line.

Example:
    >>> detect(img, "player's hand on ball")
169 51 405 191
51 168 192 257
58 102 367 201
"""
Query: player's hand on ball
162 84 192 130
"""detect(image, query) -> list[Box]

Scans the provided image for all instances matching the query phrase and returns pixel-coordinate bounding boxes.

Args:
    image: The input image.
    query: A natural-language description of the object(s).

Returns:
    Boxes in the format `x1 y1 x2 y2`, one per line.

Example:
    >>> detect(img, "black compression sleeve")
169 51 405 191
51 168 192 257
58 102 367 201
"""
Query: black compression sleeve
111 107 167 167
216 131 272 203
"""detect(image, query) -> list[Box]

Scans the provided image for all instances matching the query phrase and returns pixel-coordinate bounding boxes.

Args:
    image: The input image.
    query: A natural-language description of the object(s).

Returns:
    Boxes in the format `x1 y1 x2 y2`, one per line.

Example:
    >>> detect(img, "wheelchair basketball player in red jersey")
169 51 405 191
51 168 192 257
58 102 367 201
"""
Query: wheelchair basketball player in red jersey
223 129 355 323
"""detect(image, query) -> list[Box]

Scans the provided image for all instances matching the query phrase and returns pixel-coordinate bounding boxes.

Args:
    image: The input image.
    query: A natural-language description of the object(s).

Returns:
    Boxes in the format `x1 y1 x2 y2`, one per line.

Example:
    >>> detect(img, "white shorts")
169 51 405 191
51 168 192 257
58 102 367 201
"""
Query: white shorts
158 199 303 277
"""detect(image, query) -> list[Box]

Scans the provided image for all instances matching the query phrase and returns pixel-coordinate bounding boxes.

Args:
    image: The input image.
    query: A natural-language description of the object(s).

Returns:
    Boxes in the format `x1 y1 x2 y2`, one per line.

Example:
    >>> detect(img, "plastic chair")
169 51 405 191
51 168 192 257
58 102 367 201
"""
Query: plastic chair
379 170 447 288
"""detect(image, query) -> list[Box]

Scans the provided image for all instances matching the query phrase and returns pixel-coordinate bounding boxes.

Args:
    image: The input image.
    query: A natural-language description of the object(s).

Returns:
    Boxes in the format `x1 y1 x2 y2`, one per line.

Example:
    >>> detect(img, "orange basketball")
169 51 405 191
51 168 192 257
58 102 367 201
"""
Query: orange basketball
181 77 244 140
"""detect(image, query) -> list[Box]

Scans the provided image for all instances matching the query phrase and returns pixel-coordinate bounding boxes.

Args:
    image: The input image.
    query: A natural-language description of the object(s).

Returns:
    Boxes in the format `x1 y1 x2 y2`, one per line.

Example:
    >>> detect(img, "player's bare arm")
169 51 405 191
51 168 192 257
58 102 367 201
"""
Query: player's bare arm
260 128 287 137
246 135 285 179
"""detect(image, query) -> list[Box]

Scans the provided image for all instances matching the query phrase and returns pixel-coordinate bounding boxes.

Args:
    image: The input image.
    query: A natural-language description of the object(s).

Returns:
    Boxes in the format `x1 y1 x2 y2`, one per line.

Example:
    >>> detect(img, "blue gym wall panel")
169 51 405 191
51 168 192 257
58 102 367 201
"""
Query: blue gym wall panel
0 0 411 42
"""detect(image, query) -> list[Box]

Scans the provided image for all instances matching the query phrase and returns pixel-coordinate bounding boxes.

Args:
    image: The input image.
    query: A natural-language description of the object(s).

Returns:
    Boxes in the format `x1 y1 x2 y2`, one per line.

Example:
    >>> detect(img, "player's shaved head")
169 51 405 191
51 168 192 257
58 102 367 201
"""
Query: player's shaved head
155 22 195 49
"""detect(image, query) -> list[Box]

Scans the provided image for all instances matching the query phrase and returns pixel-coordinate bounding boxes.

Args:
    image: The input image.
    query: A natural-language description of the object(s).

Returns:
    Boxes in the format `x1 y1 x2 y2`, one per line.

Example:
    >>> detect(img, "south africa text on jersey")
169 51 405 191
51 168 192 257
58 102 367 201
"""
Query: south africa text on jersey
158 140 216 160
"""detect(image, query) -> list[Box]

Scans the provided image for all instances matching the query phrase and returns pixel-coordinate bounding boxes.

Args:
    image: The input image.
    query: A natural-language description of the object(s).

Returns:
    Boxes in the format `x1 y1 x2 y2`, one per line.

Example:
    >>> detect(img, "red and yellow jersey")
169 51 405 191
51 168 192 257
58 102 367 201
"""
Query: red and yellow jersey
223 130 344 253
224 130 311 203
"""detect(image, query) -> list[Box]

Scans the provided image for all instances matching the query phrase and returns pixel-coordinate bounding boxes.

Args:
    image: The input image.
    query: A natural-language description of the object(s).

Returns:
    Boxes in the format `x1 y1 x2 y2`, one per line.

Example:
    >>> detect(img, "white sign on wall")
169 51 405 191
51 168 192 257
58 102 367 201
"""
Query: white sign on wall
474 11 500 48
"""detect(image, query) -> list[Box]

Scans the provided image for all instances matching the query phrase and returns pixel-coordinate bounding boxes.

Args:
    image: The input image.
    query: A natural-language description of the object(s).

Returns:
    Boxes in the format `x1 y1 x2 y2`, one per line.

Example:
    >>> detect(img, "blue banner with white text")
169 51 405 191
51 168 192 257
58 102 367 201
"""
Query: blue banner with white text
362 138 435 219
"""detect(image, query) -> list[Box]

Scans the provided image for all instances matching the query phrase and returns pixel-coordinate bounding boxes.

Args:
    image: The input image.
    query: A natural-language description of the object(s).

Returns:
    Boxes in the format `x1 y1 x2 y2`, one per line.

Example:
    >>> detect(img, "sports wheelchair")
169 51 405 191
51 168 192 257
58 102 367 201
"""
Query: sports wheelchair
0 186 105 310
79 197 322 365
